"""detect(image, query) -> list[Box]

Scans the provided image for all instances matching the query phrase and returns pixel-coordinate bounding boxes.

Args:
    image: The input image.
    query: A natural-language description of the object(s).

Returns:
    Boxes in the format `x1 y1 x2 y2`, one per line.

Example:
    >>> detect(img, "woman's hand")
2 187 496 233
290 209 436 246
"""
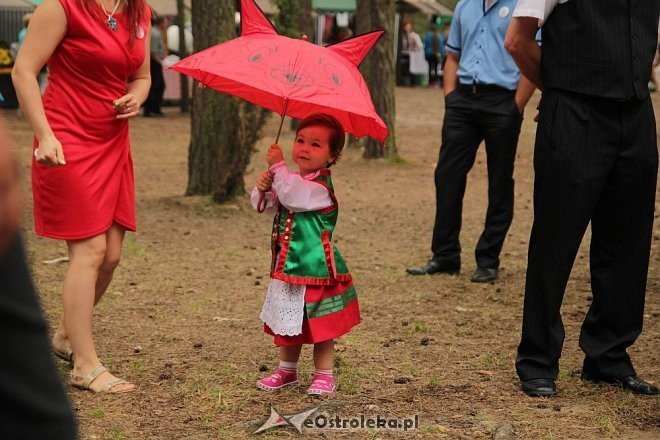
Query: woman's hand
35 134 66 166
114 93 141 119
256 171 273 191
266 144 284 166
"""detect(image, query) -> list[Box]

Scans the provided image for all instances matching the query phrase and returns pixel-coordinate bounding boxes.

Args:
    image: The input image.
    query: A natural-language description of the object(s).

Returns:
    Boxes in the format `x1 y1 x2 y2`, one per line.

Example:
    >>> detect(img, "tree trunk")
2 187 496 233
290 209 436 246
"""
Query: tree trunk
355 0 397 159
188 0 269 202
298 0 314 39
273 0 300 37
176 0 189 113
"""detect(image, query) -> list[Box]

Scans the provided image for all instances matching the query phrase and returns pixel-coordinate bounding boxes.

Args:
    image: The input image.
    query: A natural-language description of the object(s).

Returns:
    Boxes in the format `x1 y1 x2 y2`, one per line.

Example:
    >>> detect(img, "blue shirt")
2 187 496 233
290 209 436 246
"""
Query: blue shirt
424 32 446 58
447 0 521 90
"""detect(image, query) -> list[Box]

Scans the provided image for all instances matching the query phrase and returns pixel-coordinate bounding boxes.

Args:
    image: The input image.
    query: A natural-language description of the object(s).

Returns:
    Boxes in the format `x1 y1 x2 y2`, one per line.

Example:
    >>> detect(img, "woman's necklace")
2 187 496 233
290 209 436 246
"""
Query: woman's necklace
97 0 122 32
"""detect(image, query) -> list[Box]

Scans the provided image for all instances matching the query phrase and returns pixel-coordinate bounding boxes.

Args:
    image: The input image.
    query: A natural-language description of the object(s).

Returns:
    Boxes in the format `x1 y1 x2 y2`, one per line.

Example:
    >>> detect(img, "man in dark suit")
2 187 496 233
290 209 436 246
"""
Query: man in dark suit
506 0 659 397
0 117 77 439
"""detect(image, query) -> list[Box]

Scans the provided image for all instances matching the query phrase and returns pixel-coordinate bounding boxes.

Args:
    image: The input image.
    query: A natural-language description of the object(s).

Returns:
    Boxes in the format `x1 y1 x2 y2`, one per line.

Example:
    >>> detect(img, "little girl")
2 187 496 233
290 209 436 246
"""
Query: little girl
251 114 360 396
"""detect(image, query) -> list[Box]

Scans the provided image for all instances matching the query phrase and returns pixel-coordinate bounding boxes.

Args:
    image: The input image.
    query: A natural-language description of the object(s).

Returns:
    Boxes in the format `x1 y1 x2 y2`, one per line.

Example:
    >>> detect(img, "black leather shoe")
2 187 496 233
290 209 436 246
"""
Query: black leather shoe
521 379 557 397
470 267 498 283
582 373 659 395
405 260 459 276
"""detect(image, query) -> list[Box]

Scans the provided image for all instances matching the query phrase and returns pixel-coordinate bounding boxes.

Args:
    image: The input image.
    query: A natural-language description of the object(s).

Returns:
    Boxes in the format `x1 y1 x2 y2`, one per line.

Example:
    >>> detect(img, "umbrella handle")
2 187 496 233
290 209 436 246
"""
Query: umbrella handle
257 190 268 213
259 100 288 214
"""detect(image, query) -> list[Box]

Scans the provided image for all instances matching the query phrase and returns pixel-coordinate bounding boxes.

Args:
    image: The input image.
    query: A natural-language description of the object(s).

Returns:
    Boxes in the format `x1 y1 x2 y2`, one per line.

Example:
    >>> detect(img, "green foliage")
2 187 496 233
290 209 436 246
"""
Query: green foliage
273 0 300 37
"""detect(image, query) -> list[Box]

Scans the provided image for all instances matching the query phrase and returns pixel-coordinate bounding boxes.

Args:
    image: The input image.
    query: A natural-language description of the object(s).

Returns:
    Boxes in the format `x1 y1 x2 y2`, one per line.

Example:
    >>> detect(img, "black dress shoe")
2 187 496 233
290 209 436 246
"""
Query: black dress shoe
582 373 659 395
405 260 459 276
470 267 498 283
521 378 557 397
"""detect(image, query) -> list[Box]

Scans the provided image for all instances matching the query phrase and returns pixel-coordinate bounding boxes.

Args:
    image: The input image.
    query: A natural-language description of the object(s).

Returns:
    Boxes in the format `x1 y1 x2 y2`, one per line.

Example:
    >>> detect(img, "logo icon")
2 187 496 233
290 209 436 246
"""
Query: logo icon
254 407 319 434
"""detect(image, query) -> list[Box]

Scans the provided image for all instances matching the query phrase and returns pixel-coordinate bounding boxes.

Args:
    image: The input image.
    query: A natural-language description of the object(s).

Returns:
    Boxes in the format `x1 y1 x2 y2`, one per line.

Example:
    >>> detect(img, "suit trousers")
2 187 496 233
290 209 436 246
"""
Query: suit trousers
431 87 523 269
516 89 658 380
144 59 165 114
0 234 77 439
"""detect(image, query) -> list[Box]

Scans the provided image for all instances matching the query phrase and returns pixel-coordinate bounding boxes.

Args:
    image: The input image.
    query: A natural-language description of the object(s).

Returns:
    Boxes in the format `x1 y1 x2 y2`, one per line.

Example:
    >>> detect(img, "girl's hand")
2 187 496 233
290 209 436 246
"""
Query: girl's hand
35 134 66 166
114 93 141 119
266 144 284 165
256 171 273 191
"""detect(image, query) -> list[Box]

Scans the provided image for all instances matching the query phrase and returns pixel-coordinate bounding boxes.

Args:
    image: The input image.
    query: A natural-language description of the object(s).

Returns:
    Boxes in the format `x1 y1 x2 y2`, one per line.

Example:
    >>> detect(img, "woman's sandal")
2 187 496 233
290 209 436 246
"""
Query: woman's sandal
53 347 74 364
70 365 136 394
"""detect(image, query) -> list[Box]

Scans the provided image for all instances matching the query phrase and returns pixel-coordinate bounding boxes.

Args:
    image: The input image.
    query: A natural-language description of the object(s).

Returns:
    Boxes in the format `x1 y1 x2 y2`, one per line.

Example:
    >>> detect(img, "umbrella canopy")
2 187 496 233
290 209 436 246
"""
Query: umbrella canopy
170 0 387 142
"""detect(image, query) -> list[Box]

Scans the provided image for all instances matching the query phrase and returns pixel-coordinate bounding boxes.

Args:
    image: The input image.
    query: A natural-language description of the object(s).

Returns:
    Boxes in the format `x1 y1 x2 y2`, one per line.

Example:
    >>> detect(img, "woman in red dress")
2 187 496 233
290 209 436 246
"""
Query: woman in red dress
12 0 151 393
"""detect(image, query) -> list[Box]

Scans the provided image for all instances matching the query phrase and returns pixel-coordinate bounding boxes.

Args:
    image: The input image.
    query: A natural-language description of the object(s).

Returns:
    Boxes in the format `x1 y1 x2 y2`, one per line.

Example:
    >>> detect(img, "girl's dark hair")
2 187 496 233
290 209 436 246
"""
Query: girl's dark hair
296 114 345 167
79 0 148 44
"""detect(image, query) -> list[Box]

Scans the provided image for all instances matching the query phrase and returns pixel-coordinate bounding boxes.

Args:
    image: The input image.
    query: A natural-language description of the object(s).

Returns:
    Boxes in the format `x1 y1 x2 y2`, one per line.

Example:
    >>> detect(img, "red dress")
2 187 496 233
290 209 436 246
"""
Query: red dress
32 0 150 239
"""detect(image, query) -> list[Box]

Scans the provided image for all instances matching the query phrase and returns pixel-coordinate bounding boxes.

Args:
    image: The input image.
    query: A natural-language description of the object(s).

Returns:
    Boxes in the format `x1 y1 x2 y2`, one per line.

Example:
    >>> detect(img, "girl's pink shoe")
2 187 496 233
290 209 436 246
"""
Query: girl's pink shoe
307 373 336 396
256 369 298 392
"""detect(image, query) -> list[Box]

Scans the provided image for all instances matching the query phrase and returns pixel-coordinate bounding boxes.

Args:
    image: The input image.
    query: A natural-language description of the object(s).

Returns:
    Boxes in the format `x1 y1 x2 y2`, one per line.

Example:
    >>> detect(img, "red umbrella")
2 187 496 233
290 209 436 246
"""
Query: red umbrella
170 0 388 143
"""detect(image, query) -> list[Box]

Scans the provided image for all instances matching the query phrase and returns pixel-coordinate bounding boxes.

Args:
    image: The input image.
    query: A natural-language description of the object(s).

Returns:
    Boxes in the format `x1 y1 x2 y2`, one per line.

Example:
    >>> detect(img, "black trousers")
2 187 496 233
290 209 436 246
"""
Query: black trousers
516 89 658 381
144 59 165 114
431 86 523 269
0 234 77 439
426 54 440 83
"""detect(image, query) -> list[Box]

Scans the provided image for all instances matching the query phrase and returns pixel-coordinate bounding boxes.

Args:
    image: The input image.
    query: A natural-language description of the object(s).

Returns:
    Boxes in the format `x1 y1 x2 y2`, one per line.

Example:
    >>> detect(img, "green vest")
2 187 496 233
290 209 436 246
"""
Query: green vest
271 170 351 285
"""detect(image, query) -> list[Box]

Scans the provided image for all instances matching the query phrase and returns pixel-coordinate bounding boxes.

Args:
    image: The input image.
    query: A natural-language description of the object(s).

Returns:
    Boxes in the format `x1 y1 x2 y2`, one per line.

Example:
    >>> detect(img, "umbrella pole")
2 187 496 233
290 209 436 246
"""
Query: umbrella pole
274 98 290 144
258 99 290 213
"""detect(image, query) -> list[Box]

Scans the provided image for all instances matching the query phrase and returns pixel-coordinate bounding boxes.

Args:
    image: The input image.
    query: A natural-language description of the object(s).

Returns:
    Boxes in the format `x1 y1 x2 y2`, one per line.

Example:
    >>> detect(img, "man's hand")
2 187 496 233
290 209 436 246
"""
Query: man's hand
256 171 273 191
266 144 284 166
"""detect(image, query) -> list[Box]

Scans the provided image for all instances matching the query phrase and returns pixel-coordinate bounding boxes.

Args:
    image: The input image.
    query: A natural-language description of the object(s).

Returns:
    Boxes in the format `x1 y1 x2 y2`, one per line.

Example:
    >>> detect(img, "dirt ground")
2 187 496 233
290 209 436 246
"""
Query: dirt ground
4 86 659 439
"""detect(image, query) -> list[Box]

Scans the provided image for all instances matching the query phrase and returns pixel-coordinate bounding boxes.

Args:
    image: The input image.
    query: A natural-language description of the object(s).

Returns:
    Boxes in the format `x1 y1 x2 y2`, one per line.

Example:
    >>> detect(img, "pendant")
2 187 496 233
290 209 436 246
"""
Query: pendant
106 15 118 32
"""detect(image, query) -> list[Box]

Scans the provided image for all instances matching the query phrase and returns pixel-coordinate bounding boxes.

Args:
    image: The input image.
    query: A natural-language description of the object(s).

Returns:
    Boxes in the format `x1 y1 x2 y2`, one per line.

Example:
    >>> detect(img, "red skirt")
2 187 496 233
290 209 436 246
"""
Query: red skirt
264 279 360 346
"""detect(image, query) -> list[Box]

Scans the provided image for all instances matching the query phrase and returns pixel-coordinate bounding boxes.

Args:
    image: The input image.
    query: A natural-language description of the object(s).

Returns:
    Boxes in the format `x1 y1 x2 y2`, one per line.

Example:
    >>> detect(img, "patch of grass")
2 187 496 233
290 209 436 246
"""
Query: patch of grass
130 358 146 374
89 407 105 418
389 155 408 165
108 426 127 440
121 235 146 259
596 415 616 433
340 334 357 346
335 355 367 395
471 352 506 370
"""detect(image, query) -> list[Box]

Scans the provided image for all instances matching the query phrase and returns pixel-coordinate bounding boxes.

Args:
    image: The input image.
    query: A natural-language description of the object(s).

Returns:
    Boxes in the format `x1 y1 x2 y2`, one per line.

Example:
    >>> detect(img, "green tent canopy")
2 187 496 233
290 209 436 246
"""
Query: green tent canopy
312 0 356 13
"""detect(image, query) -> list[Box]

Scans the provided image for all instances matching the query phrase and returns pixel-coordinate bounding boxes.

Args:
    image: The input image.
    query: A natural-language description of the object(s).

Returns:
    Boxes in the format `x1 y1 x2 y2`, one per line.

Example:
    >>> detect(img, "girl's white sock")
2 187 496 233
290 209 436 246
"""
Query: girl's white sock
315 368 333 377
279 360 298 373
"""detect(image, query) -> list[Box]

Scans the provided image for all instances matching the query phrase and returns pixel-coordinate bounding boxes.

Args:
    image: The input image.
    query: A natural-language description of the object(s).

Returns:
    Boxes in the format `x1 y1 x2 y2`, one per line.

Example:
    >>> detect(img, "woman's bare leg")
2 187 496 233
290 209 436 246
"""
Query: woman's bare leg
52 224 125 356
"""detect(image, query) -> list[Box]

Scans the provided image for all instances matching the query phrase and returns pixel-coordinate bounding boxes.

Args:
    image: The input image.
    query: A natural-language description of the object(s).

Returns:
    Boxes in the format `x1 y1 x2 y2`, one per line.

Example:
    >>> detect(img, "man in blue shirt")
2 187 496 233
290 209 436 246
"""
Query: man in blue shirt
423 21 446 87
407 0 535 283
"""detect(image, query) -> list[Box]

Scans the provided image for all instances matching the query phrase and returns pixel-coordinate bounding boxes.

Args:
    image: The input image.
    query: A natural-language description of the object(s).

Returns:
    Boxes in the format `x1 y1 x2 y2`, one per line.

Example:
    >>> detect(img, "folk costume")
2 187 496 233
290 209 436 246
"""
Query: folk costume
251 161 360 346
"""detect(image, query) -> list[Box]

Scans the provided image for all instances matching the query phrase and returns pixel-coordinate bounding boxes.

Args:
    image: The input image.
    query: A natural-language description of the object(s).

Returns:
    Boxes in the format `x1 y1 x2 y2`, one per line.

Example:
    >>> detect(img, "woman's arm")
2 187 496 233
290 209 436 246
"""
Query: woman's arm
12 0 67 166
115 25 152 119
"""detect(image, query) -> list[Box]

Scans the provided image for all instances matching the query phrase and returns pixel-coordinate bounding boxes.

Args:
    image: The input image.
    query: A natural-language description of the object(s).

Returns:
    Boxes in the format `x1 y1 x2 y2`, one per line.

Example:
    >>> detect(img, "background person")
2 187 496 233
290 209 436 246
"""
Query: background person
144 15 168 117
406 0 536 283
424 21 445 87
